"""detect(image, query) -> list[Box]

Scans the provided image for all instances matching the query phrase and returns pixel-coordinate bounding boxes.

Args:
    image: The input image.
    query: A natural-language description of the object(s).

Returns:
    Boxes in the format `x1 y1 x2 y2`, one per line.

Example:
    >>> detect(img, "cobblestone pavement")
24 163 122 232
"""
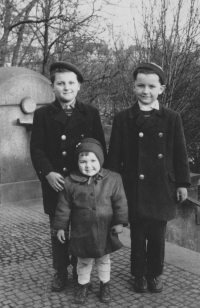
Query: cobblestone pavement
1 201 200 308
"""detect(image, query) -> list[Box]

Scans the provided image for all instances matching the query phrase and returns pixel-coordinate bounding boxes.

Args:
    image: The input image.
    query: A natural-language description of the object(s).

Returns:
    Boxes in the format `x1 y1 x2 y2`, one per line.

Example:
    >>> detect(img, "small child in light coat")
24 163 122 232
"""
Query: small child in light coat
53 138 128 304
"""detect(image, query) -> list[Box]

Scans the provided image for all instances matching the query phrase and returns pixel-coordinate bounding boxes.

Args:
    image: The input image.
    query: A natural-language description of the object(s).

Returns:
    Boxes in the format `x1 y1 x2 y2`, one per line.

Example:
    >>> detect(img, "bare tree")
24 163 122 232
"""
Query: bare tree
118 0 200 163
0 0 114 72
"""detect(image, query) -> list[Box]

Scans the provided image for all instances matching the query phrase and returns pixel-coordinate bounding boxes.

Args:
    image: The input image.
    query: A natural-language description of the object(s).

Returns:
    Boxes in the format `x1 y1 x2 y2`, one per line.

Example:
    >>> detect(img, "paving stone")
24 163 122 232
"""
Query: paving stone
1 203 200 308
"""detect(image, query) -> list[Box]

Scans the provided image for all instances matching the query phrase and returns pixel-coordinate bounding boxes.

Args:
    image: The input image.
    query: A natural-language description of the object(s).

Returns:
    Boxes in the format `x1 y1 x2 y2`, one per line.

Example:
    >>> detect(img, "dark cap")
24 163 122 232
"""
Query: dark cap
133 62 166 85
50 61 84 83
75 138 104 168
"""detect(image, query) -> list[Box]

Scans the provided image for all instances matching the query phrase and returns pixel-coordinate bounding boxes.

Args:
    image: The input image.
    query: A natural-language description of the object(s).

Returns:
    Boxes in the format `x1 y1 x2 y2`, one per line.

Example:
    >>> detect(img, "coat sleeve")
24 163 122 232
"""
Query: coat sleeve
111 173 129 226
30 109 54 180
92 108 108 165
107 113 123 173
173 113 191 187
53 182 72 230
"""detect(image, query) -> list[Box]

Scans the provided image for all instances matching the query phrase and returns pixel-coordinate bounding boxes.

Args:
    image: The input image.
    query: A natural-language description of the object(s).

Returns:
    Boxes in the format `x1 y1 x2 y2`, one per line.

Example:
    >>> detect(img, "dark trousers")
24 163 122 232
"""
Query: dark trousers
130 219 167 278
49 215 77 272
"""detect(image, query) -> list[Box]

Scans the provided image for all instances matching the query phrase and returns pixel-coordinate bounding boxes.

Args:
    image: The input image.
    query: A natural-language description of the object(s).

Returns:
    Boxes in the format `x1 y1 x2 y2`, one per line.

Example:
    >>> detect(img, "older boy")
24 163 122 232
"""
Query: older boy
30 61 107 292
108 62 191 293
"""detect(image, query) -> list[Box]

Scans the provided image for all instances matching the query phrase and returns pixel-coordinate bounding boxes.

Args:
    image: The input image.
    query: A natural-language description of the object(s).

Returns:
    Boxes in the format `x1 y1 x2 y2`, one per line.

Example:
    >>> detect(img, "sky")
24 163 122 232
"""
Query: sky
80 0 200 48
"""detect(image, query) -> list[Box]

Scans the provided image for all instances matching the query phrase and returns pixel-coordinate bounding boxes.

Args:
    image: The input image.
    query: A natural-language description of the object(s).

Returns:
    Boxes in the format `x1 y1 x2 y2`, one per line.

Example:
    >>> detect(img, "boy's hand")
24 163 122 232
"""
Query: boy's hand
111 224 123 234
176 187 187 203
46 172 65 192
57 230 65 243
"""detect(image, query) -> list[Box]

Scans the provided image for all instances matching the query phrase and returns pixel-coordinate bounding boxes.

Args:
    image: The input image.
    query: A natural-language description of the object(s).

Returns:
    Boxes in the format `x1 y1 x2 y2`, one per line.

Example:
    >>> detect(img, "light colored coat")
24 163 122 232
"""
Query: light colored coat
53 169 128 258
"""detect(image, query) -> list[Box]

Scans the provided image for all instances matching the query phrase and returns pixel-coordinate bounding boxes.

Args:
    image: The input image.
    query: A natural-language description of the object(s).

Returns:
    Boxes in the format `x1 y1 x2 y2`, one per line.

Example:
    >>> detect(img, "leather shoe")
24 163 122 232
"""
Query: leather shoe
100 281 111 303
133 276 148 293
147 276 163 293
74 283 90 304
52 270 67 292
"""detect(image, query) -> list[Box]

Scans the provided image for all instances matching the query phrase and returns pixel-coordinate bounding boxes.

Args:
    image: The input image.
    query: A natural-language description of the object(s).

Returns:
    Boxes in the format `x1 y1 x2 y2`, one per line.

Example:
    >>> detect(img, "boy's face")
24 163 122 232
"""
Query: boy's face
133 73 165 105
52 72 80 104
78 152 100 177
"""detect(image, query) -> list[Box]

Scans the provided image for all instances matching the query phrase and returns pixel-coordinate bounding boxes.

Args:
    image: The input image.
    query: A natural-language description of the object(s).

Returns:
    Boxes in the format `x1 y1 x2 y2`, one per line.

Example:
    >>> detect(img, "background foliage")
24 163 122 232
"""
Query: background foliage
1 0 200 170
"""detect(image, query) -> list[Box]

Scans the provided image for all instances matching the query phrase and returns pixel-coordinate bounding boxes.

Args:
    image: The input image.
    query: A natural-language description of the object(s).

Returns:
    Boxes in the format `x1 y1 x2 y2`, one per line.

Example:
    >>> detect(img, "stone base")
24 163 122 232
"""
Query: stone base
0 180 42 204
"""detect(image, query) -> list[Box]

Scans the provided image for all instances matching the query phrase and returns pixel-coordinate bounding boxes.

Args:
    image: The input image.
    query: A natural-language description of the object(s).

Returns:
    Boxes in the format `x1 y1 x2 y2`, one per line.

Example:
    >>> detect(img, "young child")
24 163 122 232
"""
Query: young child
53 138 128 304
30 61 107 292
108 62 191 293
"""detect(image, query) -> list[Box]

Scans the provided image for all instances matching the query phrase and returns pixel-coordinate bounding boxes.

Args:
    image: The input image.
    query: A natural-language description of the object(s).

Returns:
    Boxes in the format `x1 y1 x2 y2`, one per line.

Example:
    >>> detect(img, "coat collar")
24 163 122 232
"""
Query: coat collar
70 168 110 183
48 99 88 130
128 101 166 129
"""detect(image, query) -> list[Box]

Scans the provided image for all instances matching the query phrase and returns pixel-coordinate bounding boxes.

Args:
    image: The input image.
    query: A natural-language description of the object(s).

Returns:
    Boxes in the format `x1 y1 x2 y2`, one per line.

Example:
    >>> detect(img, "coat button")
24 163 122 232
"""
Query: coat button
158 154 163 159
61 135 66 140
62 151 67 156
139 132 144 137
139 174 144 180
158 133 163 137
63 167 67 172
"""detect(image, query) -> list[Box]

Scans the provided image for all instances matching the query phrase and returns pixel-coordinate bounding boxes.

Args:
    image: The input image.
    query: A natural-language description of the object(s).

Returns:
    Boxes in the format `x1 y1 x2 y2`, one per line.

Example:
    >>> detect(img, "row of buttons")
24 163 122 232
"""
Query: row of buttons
60 133 84 173
139 132 163 138
139 131 163 180
61 134 85 140
139 153 163 180
61 135 67 172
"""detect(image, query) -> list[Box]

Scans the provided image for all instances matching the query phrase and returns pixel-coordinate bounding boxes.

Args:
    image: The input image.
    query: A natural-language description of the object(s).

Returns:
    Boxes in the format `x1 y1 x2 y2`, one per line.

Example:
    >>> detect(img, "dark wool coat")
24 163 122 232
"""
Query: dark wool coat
30 99 107 215
53 169 128 258
108 102 191 222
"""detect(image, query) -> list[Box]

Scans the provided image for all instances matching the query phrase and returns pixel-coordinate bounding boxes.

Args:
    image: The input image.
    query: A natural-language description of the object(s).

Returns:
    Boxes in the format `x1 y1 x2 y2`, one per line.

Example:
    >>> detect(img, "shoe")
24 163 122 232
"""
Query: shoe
72 266 78 281
147 276 163 293
52 270 68 292
133 276 148 293
74 283 90 304
100 281 111 303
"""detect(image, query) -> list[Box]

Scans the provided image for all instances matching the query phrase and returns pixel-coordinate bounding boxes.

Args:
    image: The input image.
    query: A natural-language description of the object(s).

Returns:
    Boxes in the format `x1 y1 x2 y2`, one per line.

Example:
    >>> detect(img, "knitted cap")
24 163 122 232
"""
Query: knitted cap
133 62 166 85
75 138 104 167
50 61 84 83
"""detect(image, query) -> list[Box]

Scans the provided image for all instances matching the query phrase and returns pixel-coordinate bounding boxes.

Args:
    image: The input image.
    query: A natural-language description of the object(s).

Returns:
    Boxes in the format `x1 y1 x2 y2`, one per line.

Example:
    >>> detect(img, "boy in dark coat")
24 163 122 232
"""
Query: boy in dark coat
108 63 191 293
53 138 128 304
30 62 107 292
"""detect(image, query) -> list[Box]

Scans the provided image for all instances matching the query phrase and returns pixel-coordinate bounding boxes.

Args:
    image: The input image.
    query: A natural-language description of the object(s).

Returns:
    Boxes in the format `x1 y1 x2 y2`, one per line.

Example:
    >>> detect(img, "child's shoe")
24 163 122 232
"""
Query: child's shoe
74 282 90 304
147 276 163 293
133 276 148 293
100 281 111 303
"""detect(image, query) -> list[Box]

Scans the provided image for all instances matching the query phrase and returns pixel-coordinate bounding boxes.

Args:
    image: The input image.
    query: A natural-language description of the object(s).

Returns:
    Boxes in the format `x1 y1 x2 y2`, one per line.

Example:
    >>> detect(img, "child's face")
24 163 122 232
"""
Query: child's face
133 73 165 105
78 152 100 177
52 72 80 104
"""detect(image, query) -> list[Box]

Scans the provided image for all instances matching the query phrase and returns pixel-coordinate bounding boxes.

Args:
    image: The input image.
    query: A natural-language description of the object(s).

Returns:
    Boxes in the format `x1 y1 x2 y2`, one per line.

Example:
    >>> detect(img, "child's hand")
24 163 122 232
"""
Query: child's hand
111 224 123 234
176 187 187 203
46 172 65 192
57 230 65 243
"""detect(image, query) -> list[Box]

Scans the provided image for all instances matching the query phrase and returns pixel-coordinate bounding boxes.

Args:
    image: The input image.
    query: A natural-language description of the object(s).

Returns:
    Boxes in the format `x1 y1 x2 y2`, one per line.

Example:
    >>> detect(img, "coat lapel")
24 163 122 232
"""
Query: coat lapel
48 100 87 129
129 101 166 130
48 99 69 126
64 103 87 132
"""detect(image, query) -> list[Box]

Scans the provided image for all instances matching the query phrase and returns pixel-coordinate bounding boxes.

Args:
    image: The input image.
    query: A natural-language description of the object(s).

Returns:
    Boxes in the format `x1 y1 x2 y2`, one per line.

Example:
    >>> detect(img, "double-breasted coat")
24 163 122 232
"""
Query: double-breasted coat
53 169 128 258
30 99 107 215
108 102 191 222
